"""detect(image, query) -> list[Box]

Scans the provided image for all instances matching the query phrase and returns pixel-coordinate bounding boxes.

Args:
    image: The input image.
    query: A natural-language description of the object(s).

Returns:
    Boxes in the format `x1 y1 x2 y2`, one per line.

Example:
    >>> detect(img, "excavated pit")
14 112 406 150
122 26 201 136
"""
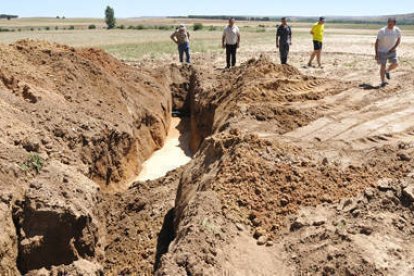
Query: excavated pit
1 41 414 275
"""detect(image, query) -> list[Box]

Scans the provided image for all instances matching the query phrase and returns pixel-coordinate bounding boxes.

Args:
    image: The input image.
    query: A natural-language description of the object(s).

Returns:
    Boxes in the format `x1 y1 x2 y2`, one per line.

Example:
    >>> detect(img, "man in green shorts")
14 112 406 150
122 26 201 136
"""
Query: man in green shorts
375 18 402 87
308 17 325 68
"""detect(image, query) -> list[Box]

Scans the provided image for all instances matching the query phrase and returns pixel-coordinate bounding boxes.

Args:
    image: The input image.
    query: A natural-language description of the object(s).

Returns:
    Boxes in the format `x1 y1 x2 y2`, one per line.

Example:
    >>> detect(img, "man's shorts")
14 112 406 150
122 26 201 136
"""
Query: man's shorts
378 51 398 65
313 40 323 50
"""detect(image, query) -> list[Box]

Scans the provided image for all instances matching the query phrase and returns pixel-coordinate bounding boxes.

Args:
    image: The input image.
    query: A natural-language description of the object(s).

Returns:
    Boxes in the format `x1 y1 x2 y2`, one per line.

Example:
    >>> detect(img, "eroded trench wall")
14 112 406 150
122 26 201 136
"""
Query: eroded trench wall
0 40 181 274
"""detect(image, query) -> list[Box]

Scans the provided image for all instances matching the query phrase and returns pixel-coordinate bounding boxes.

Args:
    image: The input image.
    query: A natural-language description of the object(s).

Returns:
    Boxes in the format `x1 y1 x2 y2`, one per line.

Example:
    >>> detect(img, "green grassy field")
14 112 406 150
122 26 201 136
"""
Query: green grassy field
0 17 413 61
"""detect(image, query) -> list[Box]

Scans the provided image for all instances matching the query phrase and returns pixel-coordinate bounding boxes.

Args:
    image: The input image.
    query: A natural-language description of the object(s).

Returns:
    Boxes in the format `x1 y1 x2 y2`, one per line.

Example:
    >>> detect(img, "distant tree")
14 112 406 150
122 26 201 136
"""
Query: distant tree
88 24 97 30
193 23 203 31
105 6 116 29
62 16 66 20
56 16 60 19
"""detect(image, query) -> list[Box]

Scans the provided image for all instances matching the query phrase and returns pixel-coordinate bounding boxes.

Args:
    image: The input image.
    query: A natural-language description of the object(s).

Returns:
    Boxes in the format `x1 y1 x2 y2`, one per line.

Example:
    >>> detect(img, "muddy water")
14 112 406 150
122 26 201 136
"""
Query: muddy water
136 117 192 182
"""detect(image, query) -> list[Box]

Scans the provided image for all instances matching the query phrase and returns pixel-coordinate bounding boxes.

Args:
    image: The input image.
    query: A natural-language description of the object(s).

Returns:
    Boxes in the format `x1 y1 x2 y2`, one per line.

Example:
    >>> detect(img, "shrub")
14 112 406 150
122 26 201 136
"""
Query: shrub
88 24 97 30
55 26 59 30
193 23 204 31
136 24 146 30
69 25 75 30
118 24 125 30
208 25 217 31
20 153 44 174
157 25 173 30
45 26 50 31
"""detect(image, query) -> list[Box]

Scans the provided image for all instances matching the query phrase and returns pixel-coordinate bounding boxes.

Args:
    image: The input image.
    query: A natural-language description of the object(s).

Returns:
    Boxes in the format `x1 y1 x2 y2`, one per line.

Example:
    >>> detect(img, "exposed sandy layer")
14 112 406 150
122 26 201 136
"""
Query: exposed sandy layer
136 117 192 182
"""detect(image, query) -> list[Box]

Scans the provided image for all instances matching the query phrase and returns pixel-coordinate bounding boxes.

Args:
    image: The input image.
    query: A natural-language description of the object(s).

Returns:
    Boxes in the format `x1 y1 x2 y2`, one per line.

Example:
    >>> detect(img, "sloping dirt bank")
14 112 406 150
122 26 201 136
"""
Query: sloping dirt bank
155 57 414 275
0 40 190 274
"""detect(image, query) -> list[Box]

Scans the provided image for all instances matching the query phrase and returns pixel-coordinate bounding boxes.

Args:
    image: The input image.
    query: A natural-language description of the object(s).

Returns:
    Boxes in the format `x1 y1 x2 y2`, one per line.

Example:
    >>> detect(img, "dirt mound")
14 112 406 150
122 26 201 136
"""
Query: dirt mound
0 39 173 189
0 40 186 274
156 57 414 275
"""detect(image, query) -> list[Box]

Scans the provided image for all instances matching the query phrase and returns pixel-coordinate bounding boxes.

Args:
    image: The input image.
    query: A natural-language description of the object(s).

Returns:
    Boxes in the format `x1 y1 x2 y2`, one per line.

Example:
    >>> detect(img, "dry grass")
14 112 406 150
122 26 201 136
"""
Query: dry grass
0 17 413 61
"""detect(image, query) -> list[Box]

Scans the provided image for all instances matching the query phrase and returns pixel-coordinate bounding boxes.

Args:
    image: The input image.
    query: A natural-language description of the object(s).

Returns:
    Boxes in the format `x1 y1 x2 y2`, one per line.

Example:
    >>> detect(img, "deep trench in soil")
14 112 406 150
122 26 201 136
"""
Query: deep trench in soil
136 116 193 182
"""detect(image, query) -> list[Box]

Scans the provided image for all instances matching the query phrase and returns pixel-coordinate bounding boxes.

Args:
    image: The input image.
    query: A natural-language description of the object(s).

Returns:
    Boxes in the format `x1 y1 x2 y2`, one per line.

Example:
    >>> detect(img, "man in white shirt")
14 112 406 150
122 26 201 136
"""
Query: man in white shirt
375 18 402 87
222 18 240 68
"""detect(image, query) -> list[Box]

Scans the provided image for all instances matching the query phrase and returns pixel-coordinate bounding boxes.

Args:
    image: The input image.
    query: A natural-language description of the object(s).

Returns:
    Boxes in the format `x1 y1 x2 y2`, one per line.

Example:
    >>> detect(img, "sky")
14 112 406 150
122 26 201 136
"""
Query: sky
2 0 414 18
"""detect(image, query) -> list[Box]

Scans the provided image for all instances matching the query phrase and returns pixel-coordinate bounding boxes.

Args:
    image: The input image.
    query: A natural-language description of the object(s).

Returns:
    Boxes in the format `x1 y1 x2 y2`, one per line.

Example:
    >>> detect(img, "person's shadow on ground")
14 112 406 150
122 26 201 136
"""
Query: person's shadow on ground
359 83 381 90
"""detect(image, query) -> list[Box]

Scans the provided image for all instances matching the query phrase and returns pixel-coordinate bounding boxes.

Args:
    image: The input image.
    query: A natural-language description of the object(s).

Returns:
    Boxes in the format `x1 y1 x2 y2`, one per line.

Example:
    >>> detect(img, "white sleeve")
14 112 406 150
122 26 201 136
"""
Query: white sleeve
377 30 384 40
397 28 402 38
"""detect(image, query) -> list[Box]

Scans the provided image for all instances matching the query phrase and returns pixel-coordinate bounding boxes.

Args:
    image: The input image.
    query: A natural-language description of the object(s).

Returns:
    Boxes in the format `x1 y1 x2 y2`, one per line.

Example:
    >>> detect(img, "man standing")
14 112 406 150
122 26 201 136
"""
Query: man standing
276 17 292 65
375 18 401 87
170 24 191 64
308 17 325 67
222 18 240 68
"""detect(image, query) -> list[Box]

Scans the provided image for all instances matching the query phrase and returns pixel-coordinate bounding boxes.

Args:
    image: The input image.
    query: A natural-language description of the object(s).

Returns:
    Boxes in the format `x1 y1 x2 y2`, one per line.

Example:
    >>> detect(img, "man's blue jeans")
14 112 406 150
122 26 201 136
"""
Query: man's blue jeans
178 42 191 63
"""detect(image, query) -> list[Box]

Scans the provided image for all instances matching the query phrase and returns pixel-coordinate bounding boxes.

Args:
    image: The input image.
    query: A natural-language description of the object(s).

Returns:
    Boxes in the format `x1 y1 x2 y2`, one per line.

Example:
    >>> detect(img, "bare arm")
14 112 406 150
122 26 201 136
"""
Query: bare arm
222 33 226 48
237 33 240 48
276 28 280 48
170 33 178 44
375 39 379 59
389 37 401 52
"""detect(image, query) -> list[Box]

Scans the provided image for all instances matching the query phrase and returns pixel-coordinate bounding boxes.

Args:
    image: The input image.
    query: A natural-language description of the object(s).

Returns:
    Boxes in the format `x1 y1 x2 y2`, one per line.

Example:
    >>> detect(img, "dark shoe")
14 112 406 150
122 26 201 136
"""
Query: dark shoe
380 82 389 88
385 71 391 80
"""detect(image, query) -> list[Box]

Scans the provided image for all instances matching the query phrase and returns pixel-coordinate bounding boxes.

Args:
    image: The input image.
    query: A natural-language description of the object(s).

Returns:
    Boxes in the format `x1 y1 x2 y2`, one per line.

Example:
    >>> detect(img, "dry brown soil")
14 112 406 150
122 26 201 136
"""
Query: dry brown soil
0 40 413 276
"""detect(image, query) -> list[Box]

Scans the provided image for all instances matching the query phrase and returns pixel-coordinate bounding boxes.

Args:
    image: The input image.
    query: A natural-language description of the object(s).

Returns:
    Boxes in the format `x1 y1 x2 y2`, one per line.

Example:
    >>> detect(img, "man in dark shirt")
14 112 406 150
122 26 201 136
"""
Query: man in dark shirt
276 17 292 64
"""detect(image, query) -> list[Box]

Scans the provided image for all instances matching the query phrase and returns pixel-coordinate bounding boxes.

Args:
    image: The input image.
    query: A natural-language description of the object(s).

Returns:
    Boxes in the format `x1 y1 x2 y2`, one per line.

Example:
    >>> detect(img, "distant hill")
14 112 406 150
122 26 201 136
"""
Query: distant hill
178 13 414 24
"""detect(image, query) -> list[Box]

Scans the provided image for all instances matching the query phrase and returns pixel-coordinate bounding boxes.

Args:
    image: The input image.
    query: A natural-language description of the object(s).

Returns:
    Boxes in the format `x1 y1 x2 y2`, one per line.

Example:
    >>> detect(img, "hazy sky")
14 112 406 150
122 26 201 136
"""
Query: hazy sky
2 0 414 18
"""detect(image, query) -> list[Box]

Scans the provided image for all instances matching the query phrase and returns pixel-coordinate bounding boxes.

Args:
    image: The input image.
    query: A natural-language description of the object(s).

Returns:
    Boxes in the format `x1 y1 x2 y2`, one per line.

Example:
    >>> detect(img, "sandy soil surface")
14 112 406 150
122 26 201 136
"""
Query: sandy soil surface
136 117 192 182
0 33 413 275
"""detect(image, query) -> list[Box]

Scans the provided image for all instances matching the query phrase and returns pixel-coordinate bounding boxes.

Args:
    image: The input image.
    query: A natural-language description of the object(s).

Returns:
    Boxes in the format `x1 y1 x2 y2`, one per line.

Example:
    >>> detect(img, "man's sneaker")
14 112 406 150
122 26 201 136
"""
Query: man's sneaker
385 71 391 80
380 81 389 88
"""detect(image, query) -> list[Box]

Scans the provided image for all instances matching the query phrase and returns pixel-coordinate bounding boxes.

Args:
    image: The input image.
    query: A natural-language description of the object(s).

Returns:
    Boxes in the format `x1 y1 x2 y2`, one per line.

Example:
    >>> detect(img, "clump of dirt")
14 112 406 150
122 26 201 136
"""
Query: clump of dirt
100 169 182 274
285 176 414 275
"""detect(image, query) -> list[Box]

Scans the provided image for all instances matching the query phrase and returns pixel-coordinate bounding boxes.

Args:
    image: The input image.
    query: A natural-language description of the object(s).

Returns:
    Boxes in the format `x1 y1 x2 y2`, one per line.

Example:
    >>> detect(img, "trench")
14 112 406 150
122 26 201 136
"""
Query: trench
135 116 193 182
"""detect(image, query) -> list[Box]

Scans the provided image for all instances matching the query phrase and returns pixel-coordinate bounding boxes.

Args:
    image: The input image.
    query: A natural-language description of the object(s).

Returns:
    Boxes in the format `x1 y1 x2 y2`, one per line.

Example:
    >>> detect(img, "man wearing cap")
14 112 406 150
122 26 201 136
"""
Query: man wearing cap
276 17 292 64
170 24 191 64
375 18 402 87
222 18 240 68
308 17 325 68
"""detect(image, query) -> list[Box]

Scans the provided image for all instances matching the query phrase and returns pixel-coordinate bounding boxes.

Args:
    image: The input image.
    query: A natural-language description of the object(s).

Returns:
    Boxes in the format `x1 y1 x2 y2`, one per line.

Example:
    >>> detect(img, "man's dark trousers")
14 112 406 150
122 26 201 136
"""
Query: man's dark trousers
226 44 237 68
280 43 290 64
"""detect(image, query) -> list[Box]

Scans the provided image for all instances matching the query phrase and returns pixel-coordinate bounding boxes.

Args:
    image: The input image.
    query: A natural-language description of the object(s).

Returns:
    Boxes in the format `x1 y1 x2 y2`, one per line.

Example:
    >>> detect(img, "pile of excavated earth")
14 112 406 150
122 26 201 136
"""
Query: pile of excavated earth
0 40 413 275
